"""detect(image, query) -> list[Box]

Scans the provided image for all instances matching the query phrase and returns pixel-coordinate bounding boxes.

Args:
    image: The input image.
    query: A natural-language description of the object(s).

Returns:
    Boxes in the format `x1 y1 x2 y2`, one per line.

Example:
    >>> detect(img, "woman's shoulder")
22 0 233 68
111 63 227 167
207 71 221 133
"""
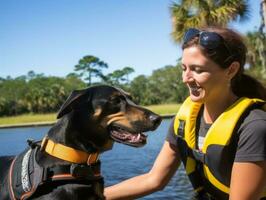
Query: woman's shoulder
238 107 266 137
242 107 266 125
235 108 266 162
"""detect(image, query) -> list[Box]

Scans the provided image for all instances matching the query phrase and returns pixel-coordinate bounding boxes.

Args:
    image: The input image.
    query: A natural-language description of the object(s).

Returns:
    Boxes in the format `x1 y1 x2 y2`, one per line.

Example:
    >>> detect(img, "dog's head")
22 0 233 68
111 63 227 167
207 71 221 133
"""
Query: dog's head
55 85 161 152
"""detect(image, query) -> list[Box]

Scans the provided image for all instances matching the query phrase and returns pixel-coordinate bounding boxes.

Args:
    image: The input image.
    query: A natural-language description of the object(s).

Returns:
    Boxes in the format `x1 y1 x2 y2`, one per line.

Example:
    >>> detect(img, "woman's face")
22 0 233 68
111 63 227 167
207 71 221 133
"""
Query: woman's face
181 46 230 103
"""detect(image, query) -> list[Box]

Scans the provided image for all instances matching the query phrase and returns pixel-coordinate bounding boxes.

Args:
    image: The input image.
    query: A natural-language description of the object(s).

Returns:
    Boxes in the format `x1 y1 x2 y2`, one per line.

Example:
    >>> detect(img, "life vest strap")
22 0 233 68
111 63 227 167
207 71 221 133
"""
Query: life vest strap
190 149 205 164
178 120 185 138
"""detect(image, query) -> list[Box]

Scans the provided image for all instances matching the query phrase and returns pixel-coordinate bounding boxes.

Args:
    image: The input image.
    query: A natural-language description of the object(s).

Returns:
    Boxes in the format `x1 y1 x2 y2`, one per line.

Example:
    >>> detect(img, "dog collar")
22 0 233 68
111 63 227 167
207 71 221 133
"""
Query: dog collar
41 136 99 165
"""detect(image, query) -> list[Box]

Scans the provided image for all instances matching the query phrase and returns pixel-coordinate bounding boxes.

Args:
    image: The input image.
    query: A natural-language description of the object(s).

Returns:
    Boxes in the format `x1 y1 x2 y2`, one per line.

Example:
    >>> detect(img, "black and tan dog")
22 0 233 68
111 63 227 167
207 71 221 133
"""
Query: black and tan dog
0 85 161 200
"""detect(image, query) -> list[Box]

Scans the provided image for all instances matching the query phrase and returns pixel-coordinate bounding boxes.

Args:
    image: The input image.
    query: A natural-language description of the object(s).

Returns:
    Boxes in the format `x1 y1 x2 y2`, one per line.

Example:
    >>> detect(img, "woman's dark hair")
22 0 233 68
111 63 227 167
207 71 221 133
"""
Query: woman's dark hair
182 26 266 100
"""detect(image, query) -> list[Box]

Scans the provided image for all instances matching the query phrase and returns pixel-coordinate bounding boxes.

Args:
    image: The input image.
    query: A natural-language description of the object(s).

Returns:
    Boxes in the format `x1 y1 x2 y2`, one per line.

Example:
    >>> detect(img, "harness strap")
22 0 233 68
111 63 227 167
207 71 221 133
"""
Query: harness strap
21 149 32 192
41 136 99 165
43 161 102 182
9 139 103 200
8 157 17 200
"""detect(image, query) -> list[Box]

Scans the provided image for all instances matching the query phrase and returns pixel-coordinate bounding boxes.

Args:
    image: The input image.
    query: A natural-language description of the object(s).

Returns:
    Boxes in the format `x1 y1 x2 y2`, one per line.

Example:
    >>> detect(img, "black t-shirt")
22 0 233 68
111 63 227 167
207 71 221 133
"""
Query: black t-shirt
166 108 266 162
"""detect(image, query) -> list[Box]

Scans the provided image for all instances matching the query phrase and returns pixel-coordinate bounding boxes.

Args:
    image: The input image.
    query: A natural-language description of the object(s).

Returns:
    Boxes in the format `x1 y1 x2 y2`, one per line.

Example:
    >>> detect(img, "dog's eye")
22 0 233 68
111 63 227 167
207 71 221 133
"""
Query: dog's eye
127 95 133 101
110 96 122 104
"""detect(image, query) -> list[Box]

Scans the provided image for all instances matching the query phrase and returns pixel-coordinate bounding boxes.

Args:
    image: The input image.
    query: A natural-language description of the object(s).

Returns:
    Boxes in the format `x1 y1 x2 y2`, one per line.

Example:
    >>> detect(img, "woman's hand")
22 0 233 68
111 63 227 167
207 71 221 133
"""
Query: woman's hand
104 141 181 200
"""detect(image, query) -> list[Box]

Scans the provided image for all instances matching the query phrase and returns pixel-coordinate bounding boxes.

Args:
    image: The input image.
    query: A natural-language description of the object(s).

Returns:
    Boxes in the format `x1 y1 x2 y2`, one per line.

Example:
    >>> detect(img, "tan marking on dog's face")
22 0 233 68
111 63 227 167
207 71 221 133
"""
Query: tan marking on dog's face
106 112 126 125
101 111 132 129
106 112 124 119
104 107 148 131
93 107 102 118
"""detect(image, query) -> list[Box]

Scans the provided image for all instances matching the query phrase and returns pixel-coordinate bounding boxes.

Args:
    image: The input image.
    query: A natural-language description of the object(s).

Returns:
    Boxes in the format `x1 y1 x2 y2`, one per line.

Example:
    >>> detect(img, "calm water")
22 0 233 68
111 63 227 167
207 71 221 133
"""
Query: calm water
0 119 193 199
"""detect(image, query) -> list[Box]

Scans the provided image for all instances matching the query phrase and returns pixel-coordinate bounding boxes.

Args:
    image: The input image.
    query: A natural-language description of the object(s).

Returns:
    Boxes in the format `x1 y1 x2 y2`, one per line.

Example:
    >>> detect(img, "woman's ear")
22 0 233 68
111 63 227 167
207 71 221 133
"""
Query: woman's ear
227 61 240 80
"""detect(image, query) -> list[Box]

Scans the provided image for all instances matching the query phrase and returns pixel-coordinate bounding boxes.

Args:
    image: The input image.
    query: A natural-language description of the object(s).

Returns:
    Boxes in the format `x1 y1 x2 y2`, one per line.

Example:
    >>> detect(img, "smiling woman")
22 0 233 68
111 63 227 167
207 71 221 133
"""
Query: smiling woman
104 27 266 200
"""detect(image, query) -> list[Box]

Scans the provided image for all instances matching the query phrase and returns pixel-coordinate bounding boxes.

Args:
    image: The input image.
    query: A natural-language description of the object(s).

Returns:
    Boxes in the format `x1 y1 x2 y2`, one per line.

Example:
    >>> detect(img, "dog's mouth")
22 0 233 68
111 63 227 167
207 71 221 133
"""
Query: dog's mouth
109 125 147 147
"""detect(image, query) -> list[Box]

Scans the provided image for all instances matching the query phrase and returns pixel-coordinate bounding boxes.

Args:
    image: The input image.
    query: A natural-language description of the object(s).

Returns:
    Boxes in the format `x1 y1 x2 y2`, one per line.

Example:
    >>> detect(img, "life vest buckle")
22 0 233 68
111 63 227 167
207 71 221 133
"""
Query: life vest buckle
178 120 185 137
191 149 205 164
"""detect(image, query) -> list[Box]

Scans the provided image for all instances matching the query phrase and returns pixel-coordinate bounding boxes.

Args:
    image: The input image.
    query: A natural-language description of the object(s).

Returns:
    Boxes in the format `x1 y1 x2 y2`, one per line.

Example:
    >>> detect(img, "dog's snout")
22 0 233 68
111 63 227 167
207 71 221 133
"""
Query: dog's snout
149 114 162 130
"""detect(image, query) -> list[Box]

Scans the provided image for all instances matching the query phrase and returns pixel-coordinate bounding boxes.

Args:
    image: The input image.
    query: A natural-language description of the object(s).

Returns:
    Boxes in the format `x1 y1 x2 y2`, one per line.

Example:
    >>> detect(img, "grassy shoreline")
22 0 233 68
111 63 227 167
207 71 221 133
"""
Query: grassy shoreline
0 104 180 126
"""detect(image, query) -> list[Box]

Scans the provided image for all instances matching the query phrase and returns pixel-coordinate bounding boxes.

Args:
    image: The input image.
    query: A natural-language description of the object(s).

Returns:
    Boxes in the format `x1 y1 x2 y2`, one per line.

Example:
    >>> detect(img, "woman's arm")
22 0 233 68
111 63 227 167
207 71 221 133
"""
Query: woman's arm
229 161 266 200
104 141 181 200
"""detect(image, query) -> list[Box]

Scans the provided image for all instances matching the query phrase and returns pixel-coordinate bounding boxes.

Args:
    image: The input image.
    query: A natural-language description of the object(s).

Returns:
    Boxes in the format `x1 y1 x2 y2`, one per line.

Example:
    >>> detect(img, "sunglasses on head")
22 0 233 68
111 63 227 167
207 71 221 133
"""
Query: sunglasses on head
183 28 233 56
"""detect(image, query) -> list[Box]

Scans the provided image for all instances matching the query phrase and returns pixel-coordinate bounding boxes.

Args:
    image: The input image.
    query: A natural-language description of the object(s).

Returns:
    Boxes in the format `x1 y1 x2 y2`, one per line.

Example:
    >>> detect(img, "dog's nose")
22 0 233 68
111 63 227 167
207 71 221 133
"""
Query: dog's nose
149 114 162 129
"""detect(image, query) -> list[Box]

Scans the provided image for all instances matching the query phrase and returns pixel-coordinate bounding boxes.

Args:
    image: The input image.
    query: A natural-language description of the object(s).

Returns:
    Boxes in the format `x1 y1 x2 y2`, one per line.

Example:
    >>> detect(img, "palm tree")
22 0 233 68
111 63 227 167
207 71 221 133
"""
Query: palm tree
170 0 250 42
259 0 266 33
245 0 266 80
245 31 265 74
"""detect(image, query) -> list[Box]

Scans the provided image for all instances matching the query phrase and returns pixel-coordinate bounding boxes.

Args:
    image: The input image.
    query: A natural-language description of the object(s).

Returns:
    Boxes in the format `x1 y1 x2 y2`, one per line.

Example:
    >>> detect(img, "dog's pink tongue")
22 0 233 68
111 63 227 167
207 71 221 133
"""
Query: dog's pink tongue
110 129 146 144
111 130 131 140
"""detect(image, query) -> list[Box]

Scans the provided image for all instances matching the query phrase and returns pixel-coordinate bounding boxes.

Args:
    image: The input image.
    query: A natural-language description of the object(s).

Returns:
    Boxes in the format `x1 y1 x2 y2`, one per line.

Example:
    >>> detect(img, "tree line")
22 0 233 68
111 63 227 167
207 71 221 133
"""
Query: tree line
0 63 188 116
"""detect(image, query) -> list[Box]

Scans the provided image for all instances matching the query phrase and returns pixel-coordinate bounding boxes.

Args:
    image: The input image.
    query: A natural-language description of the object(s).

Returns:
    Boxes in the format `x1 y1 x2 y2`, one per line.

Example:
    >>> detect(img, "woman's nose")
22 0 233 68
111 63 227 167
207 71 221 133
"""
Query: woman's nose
182 69 193 83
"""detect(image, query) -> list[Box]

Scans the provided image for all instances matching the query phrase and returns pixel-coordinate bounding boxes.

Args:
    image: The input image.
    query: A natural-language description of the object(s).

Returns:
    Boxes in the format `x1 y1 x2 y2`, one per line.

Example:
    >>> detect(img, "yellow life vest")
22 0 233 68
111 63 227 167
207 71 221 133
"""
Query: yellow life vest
174 97 266 198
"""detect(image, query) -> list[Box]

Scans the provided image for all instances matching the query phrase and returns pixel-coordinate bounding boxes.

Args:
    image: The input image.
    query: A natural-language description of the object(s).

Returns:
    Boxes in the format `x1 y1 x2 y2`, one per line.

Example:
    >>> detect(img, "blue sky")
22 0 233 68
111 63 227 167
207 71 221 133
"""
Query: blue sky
0 0 262 79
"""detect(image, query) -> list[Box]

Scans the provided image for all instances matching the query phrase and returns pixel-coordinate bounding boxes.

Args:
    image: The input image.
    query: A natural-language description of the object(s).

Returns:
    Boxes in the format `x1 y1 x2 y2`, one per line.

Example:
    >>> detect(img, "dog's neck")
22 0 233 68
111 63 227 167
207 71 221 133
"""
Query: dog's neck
36 114 100 166
47 113 98 153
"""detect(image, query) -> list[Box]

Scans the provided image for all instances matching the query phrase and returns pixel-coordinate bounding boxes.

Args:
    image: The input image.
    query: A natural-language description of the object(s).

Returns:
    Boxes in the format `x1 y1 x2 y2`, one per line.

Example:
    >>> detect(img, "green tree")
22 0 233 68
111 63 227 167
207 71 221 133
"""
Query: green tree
170 0 250 42
130 75 150 105
259 0 266 34
122 66 135 83
102 67 135 87
74 55 108 86
0 77 28 115
245 0 266 80
65 73 87 91
246 32 266 65
147 65 188 104
245 31 266 82
25 77 63 112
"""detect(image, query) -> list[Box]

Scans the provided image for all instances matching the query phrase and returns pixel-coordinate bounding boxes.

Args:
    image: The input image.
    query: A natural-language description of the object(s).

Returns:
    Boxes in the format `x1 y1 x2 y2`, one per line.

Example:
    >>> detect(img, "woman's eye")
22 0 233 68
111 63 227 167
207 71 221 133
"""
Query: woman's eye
194 67 203 73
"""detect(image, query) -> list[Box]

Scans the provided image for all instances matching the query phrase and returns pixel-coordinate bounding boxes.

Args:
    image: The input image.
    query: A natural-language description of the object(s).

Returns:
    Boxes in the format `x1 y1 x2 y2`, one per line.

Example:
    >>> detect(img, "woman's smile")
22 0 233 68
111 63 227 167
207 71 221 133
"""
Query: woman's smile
188 84 201 94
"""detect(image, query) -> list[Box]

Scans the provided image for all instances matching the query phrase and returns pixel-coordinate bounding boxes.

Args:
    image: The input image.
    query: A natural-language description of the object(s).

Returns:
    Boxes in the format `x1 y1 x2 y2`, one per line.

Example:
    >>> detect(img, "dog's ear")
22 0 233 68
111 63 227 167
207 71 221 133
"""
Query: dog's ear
57 89 90 119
